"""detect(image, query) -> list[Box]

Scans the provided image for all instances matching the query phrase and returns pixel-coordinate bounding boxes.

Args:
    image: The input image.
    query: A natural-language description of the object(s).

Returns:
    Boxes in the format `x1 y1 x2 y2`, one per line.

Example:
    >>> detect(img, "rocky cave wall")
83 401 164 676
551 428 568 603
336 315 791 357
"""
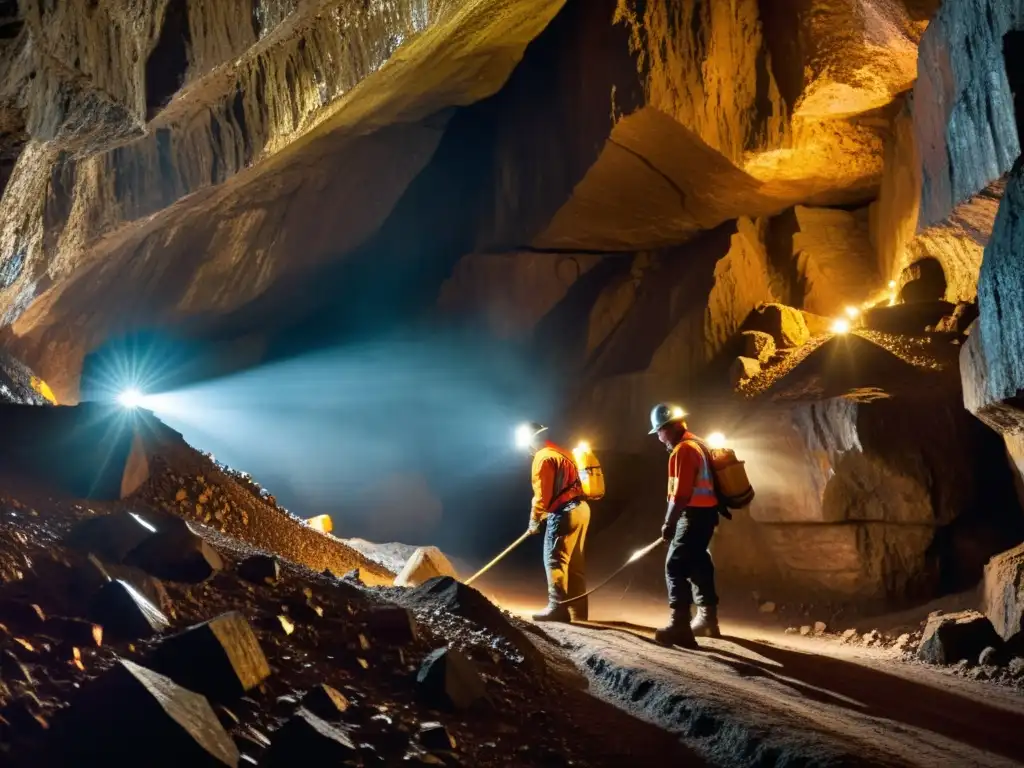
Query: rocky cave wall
3 0 1024 604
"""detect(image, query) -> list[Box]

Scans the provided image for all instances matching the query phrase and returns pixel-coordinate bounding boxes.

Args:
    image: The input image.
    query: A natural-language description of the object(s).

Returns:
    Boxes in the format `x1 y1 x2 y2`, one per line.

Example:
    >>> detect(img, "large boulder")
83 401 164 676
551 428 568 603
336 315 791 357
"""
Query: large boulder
917 611 1003 666
984 543 1024 641
744 303 810 349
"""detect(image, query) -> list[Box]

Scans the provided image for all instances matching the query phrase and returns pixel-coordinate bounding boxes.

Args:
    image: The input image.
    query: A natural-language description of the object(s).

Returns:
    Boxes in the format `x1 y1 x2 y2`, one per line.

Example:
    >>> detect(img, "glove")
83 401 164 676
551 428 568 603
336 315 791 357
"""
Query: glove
660 519 676 542
528 519 542 536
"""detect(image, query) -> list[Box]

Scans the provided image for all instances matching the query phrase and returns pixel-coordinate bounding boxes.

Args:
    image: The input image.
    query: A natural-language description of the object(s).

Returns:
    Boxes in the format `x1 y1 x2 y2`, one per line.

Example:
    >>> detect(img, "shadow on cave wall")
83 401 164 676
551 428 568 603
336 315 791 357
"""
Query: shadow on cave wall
1005 29 1024 146
176 0 647 367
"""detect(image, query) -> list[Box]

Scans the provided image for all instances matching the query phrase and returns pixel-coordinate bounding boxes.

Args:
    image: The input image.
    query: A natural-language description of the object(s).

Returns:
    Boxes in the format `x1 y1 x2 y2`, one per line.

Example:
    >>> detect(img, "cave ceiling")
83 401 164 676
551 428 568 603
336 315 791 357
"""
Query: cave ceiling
0 0 946 398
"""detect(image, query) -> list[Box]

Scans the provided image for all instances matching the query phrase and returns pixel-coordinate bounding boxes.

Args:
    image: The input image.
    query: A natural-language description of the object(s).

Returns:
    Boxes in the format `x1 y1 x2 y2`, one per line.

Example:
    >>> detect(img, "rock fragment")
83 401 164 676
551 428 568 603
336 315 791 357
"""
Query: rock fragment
979 646 1001 666
299 684 350 721
744 303 810 348
367 606 418 645
237 555 279 585
123 523 224 583
729 356 761 387
64 511 158 563
49 659 238 766
742 330 776 364
43 616 103 647
416 648 486 710
917 611 1002 665
419 721 457 751
0 599 46 631
394 547 458 587
983 542 1024 641
149 611 270 701
88 579 170 640
261 709 358 765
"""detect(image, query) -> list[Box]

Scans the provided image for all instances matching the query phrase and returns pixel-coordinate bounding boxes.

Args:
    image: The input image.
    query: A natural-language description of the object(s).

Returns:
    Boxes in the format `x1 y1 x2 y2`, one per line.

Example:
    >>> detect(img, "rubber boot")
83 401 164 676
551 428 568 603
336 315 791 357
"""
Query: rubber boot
533 602 571 623
690 605 721 639
568 597 588 623
654 610 698 649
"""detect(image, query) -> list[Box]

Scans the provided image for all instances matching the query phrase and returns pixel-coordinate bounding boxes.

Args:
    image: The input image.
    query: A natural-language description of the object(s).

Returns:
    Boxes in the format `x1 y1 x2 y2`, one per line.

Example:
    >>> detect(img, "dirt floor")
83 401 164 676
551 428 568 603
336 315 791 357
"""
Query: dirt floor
459 583 1024 768
1 411 1022 766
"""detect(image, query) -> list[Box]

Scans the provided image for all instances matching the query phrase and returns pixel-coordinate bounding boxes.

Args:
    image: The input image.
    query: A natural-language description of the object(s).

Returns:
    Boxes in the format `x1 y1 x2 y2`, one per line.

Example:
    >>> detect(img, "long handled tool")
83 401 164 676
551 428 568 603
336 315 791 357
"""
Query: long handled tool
465 530 532 586
557 537 664 605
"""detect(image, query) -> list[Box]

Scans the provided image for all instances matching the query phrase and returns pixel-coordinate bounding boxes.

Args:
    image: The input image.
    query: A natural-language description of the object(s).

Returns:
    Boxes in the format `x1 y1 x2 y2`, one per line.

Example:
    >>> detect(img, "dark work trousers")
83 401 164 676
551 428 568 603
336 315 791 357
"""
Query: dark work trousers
543 500 591 609
665 507 720 613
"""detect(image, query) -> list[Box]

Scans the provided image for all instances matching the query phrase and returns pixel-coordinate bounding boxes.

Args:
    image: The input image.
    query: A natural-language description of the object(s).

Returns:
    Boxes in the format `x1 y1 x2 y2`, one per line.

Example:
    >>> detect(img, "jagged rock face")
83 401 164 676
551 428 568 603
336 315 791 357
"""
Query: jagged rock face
965 161 1024 432
872 97 1003 299
0 0 571 398
913 0 1022 230
963 158 1024 499
0 0 938 401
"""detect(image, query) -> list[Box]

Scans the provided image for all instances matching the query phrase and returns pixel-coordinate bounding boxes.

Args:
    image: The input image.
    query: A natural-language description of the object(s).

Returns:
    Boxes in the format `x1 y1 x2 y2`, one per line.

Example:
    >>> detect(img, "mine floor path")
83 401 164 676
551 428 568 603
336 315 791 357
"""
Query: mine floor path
538 620 1024 767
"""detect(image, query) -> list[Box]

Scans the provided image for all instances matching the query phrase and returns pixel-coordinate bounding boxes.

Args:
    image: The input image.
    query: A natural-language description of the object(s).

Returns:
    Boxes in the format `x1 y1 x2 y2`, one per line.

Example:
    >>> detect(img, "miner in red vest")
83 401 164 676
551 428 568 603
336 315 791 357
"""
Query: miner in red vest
648 403 723 648
518 421 590 623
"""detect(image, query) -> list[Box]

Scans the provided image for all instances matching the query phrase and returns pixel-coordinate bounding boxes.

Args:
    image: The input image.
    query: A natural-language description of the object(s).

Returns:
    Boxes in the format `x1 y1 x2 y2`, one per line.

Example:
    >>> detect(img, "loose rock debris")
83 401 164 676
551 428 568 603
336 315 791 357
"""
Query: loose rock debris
0 478 694 767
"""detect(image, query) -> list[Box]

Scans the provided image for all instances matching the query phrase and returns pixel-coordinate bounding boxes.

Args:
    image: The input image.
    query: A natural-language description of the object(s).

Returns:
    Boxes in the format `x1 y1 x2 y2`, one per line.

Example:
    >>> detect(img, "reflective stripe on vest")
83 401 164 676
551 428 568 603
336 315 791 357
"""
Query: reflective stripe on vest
683 440 718 507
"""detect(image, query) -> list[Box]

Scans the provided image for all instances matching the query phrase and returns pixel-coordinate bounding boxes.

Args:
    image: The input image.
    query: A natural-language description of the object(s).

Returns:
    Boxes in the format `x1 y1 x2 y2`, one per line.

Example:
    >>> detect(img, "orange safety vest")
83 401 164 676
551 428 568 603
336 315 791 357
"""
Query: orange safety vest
533 442 584 514
667 437 718 508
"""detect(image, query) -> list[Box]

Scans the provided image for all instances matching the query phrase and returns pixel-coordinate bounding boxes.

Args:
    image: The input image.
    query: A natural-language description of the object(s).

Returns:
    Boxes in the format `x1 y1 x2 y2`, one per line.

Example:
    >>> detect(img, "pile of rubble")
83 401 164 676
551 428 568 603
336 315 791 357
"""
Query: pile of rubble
778 611 1024 690
0 474 687 766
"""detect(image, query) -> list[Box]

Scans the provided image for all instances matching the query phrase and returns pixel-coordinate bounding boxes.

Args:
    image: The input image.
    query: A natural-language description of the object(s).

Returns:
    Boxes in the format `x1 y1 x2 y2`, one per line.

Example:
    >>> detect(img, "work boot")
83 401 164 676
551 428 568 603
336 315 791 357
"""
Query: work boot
690 605 721 639
568 597 588 623
654 612 698 649
532 603 571 623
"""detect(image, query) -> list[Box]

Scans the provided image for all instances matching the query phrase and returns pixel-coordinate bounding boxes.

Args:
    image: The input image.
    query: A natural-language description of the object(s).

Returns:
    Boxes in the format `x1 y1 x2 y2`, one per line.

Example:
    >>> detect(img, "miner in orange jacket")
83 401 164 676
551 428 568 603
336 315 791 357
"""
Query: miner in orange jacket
518 422 590 623
648 403 723 648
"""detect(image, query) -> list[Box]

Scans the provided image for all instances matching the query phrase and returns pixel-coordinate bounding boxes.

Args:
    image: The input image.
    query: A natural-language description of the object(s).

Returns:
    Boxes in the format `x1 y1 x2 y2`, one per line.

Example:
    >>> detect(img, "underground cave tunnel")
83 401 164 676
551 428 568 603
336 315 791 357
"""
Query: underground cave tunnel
0 0 1024 765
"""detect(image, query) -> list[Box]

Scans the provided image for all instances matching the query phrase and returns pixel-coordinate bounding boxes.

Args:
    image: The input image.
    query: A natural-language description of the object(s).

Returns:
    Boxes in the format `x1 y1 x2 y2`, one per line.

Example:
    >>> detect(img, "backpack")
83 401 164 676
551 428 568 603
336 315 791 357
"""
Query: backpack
686 438 755 514
571 442 605 501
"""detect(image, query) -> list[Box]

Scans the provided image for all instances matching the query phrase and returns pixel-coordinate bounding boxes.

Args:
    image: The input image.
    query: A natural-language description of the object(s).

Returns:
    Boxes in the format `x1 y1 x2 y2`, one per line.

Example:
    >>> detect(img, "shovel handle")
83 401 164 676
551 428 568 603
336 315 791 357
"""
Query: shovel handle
464 530 532 585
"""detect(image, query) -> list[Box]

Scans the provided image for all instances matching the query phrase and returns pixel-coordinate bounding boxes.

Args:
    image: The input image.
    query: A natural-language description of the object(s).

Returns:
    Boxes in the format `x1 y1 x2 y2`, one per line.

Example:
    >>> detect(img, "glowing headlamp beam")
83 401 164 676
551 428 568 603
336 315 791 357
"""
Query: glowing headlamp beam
117 388 144 409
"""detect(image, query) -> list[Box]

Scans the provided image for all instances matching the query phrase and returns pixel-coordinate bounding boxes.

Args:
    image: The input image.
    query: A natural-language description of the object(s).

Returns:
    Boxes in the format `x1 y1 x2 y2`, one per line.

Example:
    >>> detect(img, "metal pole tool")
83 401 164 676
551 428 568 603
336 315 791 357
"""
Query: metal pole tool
557 537 664 605
464 530 533 586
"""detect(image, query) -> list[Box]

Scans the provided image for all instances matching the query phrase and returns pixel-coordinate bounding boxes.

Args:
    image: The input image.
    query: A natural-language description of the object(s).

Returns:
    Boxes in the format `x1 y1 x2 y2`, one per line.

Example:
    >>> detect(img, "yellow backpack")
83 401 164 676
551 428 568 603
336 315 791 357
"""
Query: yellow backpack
571 442 605 501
